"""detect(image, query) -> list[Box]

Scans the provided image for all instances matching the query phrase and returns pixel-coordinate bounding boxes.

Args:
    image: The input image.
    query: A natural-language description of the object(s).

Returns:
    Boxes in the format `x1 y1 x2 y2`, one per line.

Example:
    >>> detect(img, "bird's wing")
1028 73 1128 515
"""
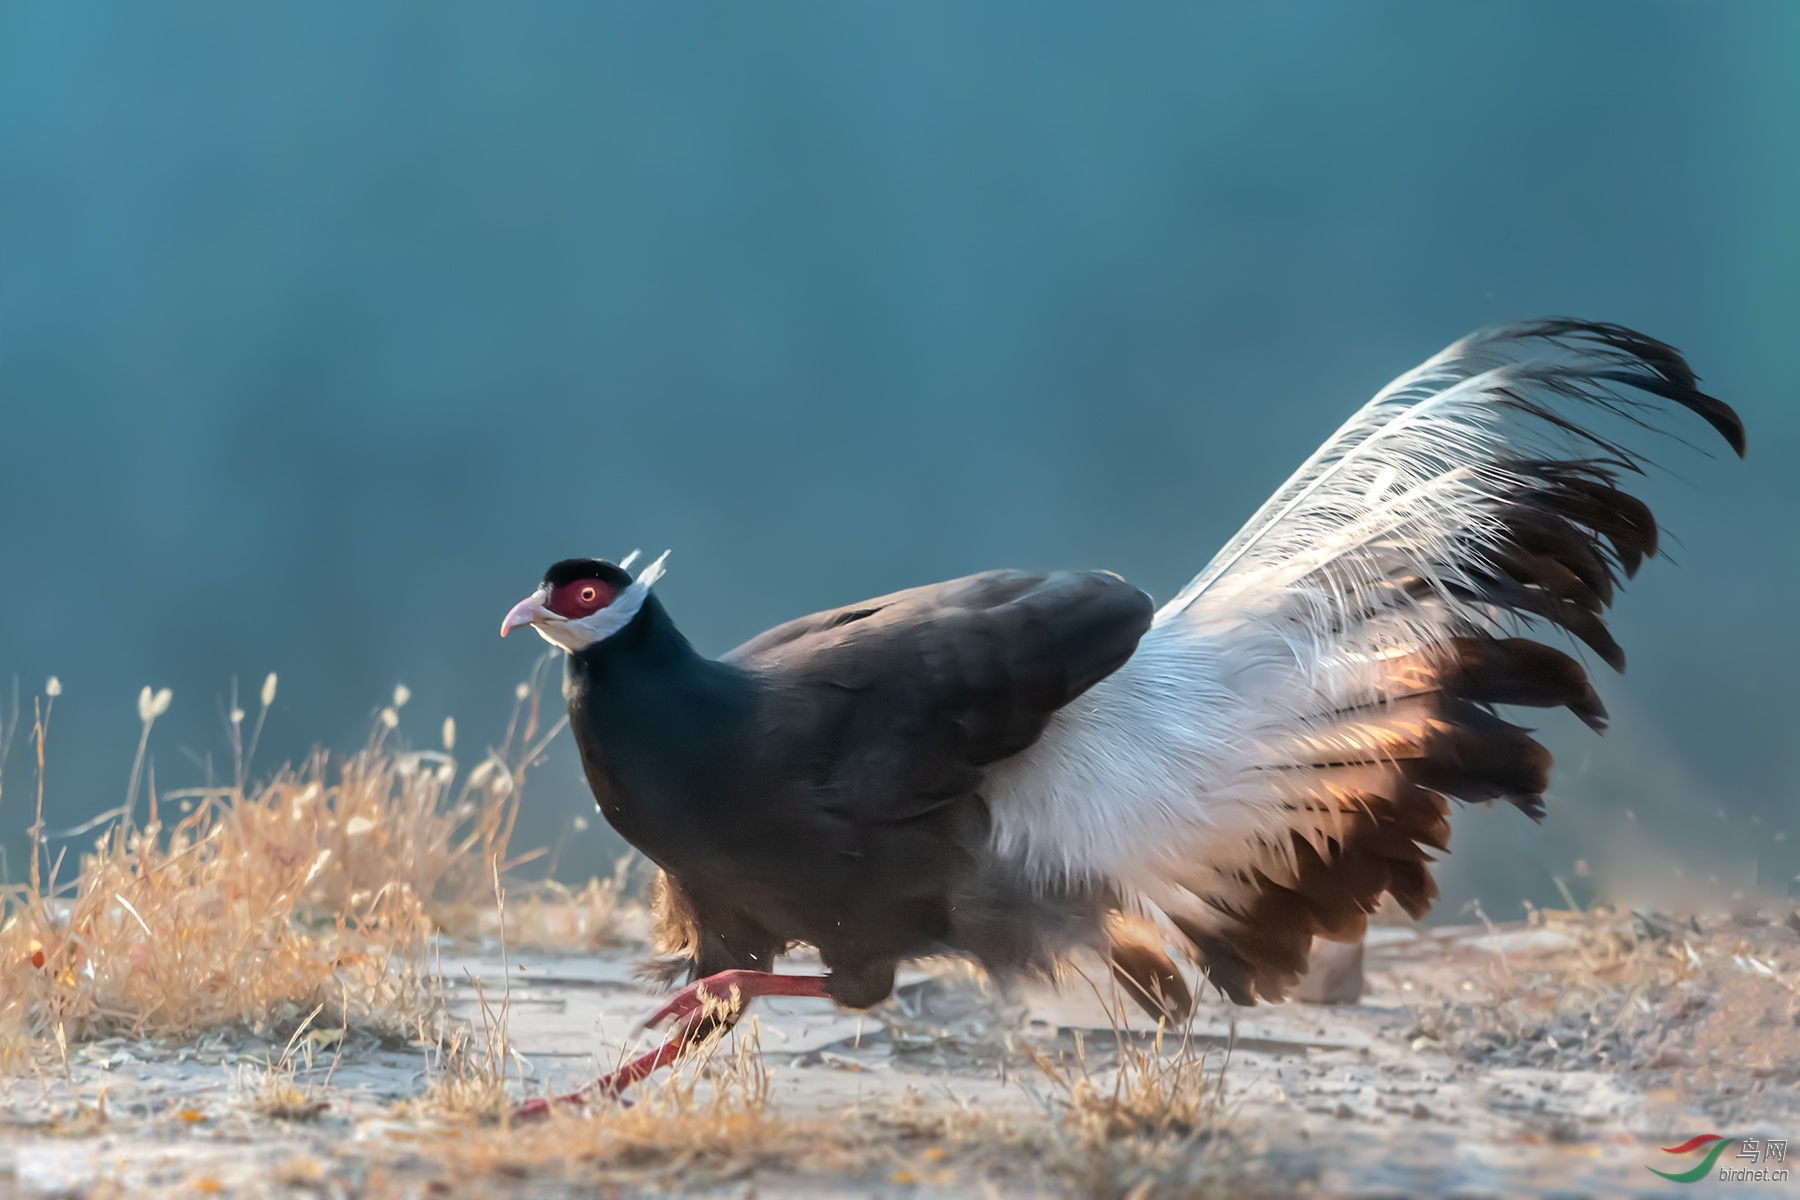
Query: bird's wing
982 319 1745 1003
725 569 1152 823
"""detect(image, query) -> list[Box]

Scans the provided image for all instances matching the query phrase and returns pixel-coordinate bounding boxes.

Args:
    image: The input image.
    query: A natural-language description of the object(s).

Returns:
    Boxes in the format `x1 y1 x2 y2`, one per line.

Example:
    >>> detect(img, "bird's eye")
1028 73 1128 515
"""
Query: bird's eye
580 586 597 603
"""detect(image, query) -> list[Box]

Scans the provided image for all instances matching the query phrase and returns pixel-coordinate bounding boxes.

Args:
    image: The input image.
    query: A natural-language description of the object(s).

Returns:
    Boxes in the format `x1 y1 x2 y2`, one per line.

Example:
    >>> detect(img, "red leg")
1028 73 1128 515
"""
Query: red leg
512 971 831 1122
642 969 831 1030
513 1015 696 1120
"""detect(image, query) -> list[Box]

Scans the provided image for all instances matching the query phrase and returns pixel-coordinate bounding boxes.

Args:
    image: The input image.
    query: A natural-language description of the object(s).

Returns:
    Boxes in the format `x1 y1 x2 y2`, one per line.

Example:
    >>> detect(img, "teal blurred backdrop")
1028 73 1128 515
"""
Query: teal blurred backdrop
2 3 1794 918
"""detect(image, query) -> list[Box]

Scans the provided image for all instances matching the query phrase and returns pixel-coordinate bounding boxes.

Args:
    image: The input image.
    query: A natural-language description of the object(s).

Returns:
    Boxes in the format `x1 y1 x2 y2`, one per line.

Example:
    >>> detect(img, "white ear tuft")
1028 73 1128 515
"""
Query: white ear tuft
618 549 642 570
636 550 671 588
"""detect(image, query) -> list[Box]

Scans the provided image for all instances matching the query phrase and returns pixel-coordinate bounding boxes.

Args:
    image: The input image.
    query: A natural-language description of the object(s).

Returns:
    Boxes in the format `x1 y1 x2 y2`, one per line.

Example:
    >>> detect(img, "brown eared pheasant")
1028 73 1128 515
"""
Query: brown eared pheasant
498 319 1744 1117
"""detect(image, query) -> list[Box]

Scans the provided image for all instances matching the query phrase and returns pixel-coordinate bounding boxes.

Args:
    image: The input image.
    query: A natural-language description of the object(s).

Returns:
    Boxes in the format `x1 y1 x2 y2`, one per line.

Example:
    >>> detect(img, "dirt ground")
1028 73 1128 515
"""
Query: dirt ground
2 906 1795 1199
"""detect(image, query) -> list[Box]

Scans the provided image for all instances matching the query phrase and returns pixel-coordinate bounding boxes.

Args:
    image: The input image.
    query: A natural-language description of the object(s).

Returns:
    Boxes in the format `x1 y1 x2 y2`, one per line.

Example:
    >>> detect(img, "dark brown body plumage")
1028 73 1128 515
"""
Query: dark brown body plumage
563 568 1180 1011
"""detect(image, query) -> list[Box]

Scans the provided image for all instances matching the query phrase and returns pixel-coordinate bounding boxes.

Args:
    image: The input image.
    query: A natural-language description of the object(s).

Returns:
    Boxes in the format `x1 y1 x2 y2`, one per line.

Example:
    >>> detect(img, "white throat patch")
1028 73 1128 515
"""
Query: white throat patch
533 550 671 654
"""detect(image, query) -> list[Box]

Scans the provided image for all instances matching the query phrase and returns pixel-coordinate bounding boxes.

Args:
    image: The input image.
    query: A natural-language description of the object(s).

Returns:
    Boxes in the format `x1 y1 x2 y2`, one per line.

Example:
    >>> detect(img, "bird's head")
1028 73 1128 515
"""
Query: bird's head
500 551 669 653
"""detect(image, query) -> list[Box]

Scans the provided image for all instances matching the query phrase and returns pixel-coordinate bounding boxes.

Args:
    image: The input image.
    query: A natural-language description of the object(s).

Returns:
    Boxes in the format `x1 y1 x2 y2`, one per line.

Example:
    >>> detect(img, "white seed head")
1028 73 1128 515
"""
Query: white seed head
138 686 173 723
441 717 456 751
261 673 278 708
393 684 411 709
491 774 514 797
514 682 531 702
571 815 589 832
435 763 455 783
230 707 245 725
344 816 375 837
44 676 62 698
379 707 399 729
468 760 496 787
396 754 420 777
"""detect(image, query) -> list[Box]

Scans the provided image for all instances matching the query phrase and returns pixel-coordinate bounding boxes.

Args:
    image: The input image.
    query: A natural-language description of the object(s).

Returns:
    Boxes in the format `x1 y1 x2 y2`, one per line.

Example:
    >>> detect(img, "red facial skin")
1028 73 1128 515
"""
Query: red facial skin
545 578 619 619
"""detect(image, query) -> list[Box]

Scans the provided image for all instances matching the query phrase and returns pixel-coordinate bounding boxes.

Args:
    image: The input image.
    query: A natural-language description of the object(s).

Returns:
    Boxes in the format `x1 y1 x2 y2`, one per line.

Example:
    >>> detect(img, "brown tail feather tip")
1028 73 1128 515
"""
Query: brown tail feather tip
1174 796 1449 1005
1106 935 1195 1023
1437 636 1607 731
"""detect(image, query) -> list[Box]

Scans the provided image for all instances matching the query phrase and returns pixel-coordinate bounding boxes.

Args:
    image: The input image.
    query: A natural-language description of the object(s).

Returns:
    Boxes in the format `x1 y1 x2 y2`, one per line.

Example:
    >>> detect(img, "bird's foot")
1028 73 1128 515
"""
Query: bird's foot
641 969 831 1030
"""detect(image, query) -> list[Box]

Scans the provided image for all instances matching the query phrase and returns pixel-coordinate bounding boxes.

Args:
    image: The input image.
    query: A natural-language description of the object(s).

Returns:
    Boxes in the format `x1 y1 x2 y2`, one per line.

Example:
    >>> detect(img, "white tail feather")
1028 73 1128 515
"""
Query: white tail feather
985 321 1739 939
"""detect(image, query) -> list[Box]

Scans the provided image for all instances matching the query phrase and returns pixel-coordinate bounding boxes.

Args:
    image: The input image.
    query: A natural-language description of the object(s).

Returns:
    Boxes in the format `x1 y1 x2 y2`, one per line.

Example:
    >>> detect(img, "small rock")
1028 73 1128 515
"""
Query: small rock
1410 1102 1431 1119
1334 1102 1354 1119
1295 938 1365 1005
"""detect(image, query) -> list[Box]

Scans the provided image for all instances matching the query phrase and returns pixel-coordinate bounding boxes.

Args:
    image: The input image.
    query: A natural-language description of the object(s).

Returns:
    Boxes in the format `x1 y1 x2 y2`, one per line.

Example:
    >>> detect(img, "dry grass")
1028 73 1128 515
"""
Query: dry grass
1405 905 1707 1071
474 852 637 950
0 657 633 1070
1026 994 1251 1200
1406 903 1800 1090
238 1002 337 1121
397 1015 833 1194
405 869 529 1124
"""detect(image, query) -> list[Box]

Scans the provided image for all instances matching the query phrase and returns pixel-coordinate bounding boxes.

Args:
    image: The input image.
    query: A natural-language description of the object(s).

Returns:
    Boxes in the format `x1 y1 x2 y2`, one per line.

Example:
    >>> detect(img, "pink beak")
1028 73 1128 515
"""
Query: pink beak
500 589 552 638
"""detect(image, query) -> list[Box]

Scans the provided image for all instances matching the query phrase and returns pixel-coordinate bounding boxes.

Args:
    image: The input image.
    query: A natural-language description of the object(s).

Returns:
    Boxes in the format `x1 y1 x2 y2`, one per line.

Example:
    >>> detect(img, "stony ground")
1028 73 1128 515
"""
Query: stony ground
2 908 1796 1199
